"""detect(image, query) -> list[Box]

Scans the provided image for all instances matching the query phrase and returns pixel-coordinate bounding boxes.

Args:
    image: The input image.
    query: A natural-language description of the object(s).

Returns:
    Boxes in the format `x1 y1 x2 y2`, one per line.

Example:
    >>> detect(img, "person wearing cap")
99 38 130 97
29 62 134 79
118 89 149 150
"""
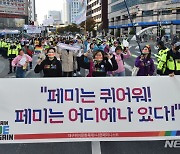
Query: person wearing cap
157 42 180 76
101 39 110 53
155 41 169 65
15 41 21 51
109 41 119 54
135 45 155 76
3 40 10 58
7 41 18 74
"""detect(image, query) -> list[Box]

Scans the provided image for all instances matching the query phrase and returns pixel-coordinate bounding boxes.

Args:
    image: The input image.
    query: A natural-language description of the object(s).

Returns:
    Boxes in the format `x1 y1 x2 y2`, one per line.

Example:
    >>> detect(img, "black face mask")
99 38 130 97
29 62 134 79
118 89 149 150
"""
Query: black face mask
175 46 180 52
94 59 102 64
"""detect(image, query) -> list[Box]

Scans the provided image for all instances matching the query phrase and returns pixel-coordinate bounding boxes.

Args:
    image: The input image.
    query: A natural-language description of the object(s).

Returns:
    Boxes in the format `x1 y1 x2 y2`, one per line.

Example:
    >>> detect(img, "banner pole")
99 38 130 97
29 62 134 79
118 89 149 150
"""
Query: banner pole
91 141 101 154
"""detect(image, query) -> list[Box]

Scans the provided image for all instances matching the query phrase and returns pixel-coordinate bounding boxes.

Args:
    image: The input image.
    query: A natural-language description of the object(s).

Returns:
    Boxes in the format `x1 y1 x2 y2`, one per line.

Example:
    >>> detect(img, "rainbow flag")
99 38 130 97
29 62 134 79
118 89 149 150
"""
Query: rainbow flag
35 46 43 53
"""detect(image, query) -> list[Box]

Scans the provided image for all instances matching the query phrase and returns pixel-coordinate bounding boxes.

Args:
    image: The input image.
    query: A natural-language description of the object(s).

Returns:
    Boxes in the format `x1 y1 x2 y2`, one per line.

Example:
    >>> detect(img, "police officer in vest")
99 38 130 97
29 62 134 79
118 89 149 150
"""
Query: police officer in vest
4 40 10 58
155 41 169 65
157 42 180 76
0 39 2 56
8 42 18 74
1 39 8 58
15 41 21 51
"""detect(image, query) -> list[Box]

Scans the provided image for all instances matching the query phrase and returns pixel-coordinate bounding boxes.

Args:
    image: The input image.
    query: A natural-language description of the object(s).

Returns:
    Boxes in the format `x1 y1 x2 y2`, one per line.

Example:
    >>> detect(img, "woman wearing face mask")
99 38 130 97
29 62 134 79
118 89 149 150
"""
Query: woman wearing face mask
135 45 155 76
79 50 118 77
34 48 62 77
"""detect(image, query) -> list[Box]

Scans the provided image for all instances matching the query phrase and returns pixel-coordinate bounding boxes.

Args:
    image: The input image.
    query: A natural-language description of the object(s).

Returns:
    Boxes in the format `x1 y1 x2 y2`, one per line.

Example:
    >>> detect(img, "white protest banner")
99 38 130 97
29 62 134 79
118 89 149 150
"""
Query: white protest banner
24 25 41 34
58 43 80 51
0 76 180 143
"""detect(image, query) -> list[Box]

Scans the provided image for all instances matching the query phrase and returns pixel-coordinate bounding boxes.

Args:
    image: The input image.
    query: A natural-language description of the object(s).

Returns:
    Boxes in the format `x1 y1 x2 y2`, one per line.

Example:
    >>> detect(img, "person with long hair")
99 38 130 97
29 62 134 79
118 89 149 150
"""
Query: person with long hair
79 50 118 77
135 45 155 76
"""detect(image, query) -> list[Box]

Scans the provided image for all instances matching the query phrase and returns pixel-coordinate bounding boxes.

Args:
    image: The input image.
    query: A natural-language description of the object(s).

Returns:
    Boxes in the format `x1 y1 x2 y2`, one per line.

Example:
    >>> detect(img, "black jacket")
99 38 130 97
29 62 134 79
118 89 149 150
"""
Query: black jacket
34 57 62 77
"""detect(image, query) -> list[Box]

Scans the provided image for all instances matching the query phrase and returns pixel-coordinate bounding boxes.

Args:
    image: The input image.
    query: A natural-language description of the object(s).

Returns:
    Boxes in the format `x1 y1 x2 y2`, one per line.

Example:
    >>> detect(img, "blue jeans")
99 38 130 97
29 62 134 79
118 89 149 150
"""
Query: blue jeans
16 67 26 78
114 71 126 77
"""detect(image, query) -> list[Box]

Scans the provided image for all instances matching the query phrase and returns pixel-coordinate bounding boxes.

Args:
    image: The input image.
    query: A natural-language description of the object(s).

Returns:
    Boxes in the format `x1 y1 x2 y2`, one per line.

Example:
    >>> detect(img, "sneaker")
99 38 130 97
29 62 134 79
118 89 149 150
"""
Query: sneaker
73 73 77 77
77 71 81 75
8 71 12 74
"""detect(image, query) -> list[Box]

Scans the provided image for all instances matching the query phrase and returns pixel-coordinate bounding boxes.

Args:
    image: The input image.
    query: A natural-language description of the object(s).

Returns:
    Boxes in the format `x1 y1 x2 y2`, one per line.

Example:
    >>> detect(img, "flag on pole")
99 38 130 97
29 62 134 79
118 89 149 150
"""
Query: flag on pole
74 0 87 25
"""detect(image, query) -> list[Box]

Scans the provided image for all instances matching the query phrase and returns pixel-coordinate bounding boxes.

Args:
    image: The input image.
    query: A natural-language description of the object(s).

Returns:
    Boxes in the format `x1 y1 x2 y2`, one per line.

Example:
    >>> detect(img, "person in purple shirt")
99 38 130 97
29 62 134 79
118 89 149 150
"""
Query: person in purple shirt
135 45 155 76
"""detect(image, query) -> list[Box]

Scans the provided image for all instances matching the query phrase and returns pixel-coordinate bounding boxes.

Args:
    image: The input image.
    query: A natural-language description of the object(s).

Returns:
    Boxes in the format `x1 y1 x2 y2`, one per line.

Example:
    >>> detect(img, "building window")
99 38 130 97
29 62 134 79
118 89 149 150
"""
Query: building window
177 9 180 14
142 10 153 17
162 10 172 15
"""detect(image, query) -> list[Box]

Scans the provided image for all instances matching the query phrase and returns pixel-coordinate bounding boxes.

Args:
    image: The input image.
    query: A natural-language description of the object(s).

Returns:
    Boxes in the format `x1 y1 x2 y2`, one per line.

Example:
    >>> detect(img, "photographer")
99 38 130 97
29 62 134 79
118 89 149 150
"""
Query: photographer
135 45 155 76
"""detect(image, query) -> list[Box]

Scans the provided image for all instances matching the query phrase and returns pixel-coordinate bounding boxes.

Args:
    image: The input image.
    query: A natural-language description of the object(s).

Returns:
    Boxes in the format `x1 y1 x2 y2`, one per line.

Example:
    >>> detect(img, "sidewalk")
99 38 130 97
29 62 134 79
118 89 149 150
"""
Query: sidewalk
0 56 16 78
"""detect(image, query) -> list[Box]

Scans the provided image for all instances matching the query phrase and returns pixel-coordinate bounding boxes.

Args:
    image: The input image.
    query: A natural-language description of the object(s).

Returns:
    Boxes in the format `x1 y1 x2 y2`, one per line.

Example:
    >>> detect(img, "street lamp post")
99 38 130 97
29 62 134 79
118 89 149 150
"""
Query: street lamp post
157 9 162 39
123 0 142 53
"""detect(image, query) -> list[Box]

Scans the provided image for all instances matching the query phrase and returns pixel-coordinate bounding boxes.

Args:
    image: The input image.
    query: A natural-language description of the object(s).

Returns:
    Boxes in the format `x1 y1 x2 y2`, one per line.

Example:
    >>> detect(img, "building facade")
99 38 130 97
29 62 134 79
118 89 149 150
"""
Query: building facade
70 0 81 24
108 0 180 37
28 0 36 24
87 0 108 35
63 0 71 24
48 11 62 25
0 0 29 30
63 0 80 24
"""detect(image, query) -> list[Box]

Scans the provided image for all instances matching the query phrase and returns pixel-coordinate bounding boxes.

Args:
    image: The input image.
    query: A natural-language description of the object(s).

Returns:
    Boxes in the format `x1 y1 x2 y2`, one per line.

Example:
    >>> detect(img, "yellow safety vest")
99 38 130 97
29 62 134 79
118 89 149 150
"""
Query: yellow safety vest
8 48 18 56
157 50 180 74
155 48 169 63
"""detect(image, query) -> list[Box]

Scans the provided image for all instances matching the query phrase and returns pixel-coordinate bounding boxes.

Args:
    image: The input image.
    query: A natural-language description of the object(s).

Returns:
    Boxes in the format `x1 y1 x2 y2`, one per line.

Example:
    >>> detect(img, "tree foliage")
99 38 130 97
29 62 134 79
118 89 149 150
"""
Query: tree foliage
80 17 96 32
57 23 81 34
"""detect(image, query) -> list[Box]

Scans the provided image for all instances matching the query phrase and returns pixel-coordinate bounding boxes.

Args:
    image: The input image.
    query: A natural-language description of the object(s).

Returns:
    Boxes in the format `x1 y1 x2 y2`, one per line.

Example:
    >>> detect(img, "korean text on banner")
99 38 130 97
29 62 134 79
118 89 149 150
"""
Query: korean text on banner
0 76 180 143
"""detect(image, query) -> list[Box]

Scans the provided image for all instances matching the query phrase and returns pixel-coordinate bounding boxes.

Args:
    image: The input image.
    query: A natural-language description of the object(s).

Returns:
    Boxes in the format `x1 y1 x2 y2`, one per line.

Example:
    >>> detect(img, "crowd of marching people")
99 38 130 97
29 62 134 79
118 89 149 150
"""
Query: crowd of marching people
0 35 179 78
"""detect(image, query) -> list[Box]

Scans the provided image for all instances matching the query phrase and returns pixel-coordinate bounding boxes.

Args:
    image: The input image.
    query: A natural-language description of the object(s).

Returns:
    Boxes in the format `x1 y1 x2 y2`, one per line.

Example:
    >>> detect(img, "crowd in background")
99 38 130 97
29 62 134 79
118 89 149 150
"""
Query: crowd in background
0 34 179 78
